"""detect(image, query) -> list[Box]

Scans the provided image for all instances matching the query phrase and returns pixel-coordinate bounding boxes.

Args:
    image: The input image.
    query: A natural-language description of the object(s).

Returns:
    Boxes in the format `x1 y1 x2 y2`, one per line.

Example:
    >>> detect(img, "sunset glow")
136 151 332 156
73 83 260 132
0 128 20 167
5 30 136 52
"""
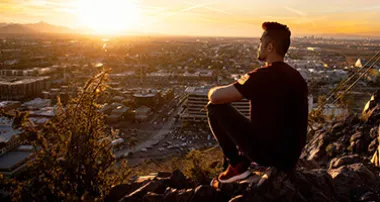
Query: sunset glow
1 0 380 37
76 0 141 34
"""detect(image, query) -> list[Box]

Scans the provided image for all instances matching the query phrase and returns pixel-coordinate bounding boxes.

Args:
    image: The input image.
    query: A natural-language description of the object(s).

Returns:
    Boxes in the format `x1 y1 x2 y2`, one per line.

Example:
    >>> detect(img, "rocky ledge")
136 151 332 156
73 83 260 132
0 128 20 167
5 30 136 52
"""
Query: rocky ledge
106 90 380 202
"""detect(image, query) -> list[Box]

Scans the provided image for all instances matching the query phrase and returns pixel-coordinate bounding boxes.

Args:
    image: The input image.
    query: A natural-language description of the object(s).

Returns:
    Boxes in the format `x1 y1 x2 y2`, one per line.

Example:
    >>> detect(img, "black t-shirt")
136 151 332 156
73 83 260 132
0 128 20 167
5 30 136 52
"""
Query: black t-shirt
233 61 308 169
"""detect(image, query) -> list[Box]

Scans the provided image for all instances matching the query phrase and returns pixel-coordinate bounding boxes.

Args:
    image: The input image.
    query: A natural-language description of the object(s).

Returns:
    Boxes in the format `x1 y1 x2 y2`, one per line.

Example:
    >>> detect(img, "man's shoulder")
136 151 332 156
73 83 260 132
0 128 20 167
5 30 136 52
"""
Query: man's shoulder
248 67 268 75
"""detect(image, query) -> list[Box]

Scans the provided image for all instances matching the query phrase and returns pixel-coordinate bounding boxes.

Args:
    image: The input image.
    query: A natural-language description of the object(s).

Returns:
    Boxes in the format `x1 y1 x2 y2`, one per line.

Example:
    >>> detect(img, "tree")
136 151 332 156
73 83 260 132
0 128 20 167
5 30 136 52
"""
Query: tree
2 72 130 201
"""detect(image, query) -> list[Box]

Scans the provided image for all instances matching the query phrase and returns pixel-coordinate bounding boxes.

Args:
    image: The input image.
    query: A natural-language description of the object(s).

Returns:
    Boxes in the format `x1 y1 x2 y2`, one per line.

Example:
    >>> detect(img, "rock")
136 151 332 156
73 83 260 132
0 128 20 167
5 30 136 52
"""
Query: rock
228 194 265 202
296 159 321 170
123 180 167 200
292 169 338 202
351 139 367 154
329 154 363 169
363 90 380 112
350 132 363 142
344 116 361 128
301 132 331 163
189 185 216 202
158 147 165 152
119 195 142 202
163 188 194 202
169 170 193 189
370 126 379 139
156 172 172 178
142 192 163 202
141 148 148 152
218 179 250 198
328 163 378 201
105 184 137 202
331 122 345 134
370 125 380 167
368 138 378 154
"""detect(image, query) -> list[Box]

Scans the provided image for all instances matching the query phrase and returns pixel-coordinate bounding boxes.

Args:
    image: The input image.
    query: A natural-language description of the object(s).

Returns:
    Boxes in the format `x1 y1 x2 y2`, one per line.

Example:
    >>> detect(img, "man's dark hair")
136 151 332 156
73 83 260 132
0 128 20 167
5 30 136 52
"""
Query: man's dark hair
262 22 291 57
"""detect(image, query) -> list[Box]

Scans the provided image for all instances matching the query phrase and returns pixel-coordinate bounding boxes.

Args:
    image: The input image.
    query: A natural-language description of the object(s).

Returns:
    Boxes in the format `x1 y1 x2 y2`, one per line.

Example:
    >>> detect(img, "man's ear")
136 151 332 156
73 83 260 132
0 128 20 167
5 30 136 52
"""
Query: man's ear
268 43 274 52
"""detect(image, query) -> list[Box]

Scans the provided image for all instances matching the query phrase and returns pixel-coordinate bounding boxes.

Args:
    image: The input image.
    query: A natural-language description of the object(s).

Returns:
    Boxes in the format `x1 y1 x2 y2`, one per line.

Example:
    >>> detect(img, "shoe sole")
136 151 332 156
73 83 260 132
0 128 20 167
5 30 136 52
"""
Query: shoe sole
217 170 251 184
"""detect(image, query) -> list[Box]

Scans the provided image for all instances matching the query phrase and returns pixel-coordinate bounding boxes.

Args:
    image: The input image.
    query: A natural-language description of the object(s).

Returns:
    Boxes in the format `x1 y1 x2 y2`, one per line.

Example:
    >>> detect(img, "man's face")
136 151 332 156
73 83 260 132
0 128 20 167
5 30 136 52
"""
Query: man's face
257 32 272 62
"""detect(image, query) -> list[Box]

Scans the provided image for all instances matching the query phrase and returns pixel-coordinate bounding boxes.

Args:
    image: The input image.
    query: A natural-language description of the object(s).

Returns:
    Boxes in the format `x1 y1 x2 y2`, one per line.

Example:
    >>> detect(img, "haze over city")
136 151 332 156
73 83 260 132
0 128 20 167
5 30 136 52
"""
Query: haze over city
1 0 380 37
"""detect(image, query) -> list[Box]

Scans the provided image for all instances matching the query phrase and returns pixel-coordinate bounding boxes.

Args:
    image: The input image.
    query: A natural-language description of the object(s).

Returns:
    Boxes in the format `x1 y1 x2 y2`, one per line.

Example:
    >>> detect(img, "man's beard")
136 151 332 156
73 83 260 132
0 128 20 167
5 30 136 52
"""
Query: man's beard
257 48 266 62
257 54 266 62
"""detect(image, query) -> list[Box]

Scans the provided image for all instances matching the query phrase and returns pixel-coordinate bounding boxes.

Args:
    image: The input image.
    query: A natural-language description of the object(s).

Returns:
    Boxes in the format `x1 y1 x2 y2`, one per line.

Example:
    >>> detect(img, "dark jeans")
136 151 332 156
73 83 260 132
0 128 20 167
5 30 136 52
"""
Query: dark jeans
207 103 269 168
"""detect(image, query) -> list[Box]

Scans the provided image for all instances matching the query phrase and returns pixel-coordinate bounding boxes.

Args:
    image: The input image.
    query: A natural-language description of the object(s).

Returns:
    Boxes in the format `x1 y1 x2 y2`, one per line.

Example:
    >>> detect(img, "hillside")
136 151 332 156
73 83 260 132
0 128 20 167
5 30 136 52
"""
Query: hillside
0 22 72 34
106 90 380 202
0 24 36 34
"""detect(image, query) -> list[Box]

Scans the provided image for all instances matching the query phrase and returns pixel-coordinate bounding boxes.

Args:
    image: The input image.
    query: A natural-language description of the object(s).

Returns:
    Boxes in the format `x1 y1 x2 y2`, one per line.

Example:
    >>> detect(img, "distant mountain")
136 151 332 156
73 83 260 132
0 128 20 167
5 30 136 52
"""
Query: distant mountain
25 21 73 33
0 21 73 34
0 24 36 34
0 23 9 28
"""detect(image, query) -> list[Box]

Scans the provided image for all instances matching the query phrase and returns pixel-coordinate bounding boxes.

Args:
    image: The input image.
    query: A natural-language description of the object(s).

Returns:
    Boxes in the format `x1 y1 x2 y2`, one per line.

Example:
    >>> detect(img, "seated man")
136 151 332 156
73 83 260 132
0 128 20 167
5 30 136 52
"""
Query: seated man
207 22 308 183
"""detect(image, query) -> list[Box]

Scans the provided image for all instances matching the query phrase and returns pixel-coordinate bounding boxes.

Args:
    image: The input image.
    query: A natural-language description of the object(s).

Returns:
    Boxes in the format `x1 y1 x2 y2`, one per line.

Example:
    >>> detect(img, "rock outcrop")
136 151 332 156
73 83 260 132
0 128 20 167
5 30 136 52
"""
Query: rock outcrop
105 90 380 202
106 163 380 202
302 90 380 167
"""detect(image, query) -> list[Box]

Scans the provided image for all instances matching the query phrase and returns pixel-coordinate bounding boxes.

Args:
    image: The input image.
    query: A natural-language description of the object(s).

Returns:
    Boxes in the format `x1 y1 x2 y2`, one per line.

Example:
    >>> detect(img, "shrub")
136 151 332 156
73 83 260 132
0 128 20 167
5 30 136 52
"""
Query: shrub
1 72 130 201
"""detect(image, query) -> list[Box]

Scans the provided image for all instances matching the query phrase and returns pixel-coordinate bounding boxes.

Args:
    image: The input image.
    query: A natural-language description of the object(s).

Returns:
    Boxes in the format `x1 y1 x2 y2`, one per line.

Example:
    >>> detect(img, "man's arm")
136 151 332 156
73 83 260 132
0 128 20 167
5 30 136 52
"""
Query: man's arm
208 84 244 104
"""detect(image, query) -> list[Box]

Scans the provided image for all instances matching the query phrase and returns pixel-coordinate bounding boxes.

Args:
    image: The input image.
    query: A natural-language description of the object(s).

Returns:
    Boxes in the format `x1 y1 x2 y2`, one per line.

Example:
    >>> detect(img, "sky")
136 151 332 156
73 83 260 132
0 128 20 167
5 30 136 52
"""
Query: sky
1 0 380 37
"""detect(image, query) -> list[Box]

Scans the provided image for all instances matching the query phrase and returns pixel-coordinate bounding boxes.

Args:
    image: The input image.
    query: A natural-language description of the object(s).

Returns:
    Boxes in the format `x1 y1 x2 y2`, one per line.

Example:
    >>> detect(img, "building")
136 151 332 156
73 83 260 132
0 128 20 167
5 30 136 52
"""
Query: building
0 101 21 112
0 145 33 176
135 106 152 121
0 117 22 155
106 105 132 123
355 58 380 70
134 93 158 108
0 76 51 100
181 86 249 122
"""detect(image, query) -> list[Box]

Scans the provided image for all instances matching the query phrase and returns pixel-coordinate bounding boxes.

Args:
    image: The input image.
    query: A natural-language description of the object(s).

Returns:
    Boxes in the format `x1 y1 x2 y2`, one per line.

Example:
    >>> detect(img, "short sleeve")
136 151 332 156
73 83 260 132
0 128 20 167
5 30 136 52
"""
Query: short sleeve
233 69 263 100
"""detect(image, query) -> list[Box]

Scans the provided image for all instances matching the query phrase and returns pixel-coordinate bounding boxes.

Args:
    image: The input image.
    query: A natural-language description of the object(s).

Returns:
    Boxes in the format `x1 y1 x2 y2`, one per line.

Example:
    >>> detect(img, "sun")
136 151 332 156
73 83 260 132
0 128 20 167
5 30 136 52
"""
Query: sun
77 0 141 34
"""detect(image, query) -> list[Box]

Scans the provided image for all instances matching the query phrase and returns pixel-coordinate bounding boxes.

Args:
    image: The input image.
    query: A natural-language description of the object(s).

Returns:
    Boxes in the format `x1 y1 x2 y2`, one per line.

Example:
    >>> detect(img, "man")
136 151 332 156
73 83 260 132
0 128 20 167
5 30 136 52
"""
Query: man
207 22 308 183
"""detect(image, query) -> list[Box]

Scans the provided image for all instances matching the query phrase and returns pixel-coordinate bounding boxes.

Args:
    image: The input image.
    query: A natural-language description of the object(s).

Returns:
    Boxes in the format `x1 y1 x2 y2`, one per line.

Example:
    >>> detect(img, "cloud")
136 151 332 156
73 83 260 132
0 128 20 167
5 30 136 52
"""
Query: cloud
322 5 380 13
284 6 307 16
184 1 231 15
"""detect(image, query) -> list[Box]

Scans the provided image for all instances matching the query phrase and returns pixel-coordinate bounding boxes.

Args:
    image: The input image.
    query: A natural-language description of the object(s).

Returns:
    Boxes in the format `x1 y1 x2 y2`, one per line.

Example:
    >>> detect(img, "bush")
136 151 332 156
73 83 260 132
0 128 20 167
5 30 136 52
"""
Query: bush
1 72 130 201
181 149 223 185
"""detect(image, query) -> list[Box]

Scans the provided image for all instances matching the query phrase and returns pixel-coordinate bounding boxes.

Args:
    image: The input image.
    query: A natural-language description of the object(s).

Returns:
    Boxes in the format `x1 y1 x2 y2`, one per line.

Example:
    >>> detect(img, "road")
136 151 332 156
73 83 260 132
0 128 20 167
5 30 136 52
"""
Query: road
115 95 184 158
115 117 176 158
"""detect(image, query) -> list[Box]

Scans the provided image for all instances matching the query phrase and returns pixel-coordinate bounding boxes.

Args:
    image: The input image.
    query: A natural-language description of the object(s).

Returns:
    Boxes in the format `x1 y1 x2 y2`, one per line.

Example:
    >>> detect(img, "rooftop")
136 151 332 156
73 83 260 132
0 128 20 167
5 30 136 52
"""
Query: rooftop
185 86 211 95
0 76 50 86
0 117 22 143
0 150 32 172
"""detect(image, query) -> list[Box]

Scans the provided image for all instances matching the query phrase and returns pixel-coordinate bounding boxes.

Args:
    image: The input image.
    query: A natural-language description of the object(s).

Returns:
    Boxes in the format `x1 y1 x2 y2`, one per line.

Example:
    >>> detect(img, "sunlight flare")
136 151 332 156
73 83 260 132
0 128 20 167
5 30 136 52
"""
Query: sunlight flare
77 0 141 34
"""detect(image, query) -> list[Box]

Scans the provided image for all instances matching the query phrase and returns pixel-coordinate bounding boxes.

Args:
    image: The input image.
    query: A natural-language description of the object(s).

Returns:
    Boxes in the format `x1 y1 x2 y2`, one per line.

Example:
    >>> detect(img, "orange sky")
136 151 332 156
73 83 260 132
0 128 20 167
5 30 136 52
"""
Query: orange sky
1 0 380 37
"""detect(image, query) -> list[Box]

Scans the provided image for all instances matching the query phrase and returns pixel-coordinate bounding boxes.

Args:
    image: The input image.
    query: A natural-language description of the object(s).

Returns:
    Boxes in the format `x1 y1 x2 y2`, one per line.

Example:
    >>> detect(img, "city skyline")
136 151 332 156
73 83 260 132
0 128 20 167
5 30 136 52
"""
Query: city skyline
1 0 380 37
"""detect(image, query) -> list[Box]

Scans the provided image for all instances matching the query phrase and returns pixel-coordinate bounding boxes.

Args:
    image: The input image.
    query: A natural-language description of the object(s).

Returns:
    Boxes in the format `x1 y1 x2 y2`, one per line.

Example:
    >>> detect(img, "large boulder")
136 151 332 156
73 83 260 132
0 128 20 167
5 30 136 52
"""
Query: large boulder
328 163 379 201
329 154 363 169
163 188 194 202
370 124 380 167
169 169 193 189
119 180 168 202
301 132 332 163
362 90 380 124
189 185 216 202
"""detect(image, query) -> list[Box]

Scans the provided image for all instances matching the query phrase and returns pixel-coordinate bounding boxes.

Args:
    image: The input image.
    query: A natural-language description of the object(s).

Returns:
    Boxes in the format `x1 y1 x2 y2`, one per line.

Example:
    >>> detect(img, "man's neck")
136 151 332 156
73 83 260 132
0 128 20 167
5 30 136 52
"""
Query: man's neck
266 55 284 65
